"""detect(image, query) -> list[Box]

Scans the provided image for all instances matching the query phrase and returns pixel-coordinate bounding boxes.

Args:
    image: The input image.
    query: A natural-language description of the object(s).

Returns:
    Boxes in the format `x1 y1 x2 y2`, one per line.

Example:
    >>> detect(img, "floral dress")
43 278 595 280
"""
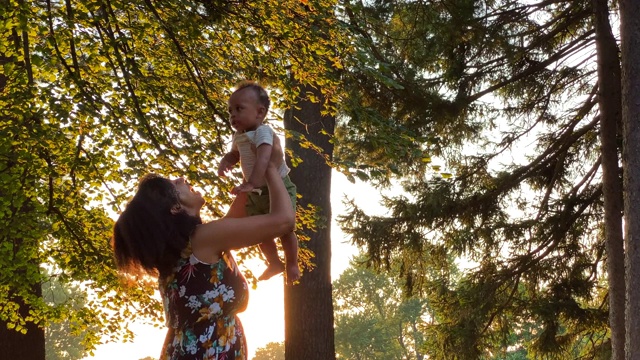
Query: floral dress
159 249 249 360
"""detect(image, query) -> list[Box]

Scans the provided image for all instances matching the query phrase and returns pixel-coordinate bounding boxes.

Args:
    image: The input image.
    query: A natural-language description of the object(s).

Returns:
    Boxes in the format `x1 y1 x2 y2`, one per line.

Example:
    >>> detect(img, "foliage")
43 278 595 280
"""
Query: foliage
336 0 614 358
43 271 98 360
1 0 347 352
253 341 285 360
333 255 430 360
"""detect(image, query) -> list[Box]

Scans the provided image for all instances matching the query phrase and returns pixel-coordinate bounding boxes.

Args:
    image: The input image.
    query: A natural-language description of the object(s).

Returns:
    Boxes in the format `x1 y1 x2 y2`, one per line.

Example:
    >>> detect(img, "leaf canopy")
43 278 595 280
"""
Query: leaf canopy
1 0 347 349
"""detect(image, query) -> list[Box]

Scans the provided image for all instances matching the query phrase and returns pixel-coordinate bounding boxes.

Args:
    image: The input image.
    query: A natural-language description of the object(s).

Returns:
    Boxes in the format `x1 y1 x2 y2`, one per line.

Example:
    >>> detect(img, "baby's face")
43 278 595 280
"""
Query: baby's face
228 88 265 132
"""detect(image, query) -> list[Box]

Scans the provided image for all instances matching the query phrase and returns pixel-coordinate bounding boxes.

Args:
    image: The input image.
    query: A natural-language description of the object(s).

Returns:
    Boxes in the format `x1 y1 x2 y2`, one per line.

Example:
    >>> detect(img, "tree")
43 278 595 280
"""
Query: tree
619 0 640 356
1 0 345 358
336 0 619 358
43 273 98 360
593 0 625 357
333 256 429 360
0 1 47 358
253 342 285 360
284 83 337 359
332 254 542 360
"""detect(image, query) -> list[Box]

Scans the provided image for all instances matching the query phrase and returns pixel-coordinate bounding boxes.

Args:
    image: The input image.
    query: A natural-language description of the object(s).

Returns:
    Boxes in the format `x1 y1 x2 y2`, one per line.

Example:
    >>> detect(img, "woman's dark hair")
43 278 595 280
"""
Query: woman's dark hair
112 174 201 277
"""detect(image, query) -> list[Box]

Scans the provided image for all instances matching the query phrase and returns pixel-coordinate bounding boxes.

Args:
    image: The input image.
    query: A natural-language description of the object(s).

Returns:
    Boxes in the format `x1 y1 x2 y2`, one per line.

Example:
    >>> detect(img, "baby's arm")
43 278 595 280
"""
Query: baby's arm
247 143 272 187
218 150 240 176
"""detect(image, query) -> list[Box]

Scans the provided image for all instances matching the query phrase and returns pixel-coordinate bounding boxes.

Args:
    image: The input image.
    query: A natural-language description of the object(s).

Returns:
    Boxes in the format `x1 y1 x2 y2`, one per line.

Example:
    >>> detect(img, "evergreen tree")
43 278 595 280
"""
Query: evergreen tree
336 0 619 358
592 0 624 357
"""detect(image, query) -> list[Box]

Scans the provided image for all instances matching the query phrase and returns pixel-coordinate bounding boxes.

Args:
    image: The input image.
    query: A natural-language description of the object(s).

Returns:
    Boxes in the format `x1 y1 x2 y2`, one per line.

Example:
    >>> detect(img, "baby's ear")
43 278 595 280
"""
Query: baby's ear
258 105 268 118
170 204 182 215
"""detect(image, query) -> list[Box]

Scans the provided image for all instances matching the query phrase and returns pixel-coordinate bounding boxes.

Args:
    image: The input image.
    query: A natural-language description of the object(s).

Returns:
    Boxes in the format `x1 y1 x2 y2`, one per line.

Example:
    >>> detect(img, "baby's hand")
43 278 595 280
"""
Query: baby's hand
217 160 232 177
231 182 255 195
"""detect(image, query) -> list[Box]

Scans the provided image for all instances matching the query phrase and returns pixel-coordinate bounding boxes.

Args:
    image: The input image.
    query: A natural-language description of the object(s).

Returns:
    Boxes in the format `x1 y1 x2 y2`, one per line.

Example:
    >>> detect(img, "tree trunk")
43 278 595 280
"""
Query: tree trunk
0 284 45 360
0 5 45 358
620 0 640 358
593 0 625 357
283 84 336 360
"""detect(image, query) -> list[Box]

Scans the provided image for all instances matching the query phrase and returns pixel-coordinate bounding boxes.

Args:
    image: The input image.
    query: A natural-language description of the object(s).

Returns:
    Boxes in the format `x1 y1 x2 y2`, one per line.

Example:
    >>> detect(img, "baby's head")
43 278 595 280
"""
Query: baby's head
234 80 271 111
228 81 271 132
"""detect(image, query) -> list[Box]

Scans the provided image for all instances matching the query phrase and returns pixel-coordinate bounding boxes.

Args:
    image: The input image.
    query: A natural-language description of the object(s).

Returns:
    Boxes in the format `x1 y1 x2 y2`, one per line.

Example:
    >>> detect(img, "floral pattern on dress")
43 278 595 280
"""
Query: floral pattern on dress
159 250 249 360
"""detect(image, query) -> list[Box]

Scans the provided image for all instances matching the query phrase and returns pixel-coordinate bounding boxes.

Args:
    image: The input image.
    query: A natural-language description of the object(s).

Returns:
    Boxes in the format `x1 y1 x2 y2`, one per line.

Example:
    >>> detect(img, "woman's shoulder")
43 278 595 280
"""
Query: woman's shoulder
189 230 223 265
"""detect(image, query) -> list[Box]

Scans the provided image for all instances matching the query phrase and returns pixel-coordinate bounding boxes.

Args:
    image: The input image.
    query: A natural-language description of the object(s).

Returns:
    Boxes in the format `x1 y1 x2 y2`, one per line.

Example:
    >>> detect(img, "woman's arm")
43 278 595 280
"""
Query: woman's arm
190 165 295 263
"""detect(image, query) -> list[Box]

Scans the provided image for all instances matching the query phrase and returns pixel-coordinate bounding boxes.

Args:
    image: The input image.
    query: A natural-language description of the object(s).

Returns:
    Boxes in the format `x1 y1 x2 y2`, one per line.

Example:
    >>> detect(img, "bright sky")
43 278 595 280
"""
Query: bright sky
83 171 385 360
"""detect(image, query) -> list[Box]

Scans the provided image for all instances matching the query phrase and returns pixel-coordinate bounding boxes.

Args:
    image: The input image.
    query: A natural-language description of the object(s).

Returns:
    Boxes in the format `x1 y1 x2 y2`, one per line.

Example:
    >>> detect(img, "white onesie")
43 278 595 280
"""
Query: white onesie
231 124 290 186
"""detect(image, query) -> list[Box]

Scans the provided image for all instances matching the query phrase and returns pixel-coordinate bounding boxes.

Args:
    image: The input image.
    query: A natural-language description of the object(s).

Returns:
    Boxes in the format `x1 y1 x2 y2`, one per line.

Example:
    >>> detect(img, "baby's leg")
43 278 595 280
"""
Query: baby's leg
258 239 285 281
281 231 300 285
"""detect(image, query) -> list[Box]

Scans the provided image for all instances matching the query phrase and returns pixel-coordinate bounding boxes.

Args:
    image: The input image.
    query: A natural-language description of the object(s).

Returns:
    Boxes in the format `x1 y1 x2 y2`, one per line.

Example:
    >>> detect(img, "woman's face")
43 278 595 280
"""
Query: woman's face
171 177 205 213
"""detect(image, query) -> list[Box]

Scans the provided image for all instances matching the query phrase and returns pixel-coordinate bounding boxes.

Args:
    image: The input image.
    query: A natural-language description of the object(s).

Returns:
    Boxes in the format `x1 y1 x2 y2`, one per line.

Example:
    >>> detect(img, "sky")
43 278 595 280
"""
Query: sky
82 170 386 360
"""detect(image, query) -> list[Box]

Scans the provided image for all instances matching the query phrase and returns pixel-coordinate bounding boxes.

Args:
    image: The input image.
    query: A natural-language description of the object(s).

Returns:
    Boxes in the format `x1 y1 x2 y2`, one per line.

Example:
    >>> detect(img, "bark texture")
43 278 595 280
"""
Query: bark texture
283 85 336 360
620 0 640 358
593 0 625 357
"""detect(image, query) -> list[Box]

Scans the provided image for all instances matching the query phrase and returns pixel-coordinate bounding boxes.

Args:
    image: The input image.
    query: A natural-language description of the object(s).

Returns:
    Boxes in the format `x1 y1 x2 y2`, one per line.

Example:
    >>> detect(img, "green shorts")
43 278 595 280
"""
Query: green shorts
245 175 297 216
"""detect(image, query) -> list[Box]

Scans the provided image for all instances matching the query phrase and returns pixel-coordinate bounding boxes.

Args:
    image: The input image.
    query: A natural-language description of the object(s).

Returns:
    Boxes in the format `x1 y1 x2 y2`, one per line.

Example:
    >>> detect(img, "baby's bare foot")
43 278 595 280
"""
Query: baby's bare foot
258 262 285 281
285 263 301 285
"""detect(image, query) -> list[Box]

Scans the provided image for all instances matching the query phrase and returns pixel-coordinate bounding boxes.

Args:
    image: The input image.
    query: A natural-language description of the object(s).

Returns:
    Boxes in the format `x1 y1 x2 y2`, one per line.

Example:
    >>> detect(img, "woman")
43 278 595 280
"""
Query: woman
112 165 294 359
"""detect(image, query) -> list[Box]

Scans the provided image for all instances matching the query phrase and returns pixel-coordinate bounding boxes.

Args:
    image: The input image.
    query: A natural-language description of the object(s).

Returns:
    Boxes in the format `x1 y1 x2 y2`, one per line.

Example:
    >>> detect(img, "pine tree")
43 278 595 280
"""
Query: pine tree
336 0 618 357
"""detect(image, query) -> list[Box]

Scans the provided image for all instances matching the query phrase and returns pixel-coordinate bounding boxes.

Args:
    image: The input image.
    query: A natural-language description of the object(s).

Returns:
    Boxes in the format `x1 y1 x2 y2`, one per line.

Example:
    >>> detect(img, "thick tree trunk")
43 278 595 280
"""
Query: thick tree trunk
593 0 625 358
283 84 336 360
620 0 640 358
